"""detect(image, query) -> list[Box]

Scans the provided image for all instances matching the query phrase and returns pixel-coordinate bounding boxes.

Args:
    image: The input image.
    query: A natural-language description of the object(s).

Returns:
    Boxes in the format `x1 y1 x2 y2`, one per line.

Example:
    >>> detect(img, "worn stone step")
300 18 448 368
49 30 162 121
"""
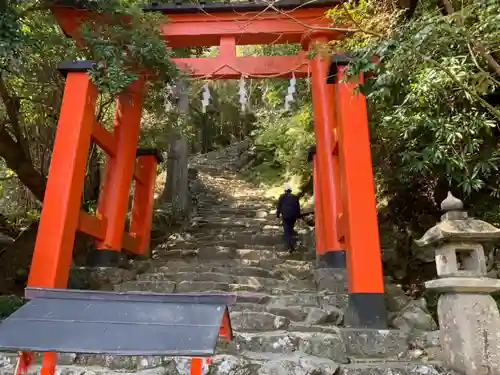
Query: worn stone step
188 281 262 293
198 246 276 260
197 204 271 211
210 353 339 375
229 329 413 362
197 208 264 215
229 302 269 313
186 233 283 247
193 217 268 224
189 220 267 230
154 247 305 261
196 213 270 220
193 228 283 237
227 331 345 362
267 259 314 279
111 280 348 311
230 304 343 326
0 365 168 375
144 258 258 272
137 271 233 283
151 248 200 259
235 275 315 291
271 291 349 310
193 229 311 241
151 263 276 279
161 240 235 251
231 311 291 331
114 280 176 293
137 272 315 291
209 354 447 375
145 259 315 280
234 234 283 247
116 279 317 294
228 291 348 310
0 354 195 374
235 249 305 261
0 353 446 375
138 271 215 282
200 227 281 234
155 246 237 260
163 240 280 251
338 362 448 375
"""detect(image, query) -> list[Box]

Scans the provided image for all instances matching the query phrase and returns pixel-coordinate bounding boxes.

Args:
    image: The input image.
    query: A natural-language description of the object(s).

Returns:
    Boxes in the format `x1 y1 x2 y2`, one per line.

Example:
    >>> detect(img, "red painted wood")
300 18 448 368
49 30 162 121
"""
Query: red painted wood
51 7 341 48
172 54 309 79
28 72 97 289
336 68 384 294
310 36 342 253
27 71 98 375
92 122 116 156
130 155 159 255
95 78 146 252
312 155 326 254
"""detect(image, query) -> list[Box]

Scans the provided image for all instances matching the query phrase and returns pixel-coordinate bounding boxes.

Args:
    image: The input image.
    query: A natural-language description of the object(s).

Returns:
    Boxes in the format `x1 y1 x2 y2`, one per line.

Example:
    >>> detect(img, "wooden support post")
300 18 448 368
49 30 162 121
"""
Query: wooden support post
129 149 163 256
95 159 112 231
92 121 117 156
334 65 387 328
190 358 203 375
332 128 344 243
28 65 97 288
26 61 98 375
313 154 326 254
309 33 345 268
308 145 325 254
90 77 146 267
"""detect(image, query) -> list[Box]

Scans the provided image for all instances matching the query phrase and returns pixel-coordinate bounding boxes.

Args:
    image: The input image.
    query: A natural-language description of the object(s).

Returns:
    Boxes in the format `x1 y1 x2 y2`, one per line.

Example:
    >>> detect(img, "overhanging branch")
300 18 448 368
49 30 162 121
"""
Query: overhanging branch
0 73 32 164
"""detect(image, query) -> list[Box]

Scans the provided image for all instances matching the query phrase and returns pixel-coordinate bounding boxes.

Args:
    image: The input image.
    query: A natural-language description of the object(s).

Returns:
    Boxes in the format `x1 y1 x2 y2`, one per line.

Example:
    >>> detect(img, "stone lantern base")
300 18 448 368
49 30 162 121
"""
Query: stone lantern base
416 192 500 375
438 293 500 375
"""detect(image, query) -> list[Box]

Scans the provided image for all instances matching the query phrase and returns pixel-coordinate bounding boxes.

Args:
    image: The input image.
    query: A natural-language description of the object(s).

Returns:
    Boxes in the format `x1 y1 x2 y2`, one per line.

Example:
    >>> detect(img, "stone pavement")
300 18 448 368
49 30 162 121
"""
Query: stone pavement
0 146 452 375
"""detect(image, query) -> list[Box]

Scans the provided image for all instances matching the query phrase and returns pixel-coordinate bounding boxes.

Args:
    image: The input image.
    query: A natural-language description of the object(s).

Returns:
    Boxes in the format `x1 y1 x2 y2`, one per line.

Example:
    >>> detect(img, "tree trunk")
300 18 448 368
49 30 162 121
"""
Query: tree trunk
83 148 101 205
0 73 46 203
201 115 210 153
0 126 46 202
162 132 189 219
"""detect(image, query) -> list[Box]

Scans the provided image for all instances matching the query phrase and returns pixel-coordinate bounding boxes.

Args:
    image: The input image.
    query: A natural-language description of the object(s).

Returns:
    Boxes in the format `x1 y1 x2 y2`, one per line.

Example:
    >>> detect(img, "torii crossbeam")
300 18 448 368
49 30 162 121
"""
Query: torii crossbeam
52 0 346 78
11 3 388 375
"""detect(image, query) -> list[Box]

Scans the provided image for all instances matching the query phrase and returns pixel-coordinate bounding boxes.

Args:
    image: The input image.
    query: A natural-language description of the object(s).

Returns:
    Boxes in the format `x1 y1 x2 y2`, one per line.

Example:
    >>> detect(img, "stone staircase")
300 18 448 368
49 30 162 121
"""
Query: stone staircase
0 146 449 375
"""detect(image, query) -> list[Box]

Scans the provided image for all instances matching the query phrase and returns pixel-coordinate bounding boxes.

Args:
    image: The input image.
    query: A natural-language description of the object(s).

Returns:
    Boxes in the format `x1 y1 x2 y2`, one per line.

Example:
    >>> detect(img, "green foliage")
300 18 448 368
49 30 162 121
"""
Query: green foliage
318 0 500 280
0 0 178 220
252 104 315 183
0 295 25 319
2 0 500 291
0 4 23 70
334 0 500 200
1 0 177 93
79 1 178 94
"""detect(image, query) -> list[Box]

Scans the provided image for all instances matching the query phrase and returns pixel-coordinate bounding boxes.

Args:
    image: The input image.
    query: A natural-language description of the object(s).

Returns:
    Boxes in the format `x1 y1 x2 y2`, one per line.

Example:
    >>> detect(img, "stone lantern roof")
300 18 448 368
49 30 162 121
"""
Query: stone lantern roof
415 192 500 248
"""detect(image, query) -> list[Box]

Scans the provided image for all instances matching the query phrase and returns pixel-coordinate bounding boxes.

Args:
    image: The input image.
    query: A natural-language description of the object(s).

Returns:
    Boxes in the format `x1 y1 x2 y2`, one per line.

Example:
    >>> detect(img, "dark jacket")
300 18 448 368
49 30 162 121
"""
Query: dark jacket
276 192 301 220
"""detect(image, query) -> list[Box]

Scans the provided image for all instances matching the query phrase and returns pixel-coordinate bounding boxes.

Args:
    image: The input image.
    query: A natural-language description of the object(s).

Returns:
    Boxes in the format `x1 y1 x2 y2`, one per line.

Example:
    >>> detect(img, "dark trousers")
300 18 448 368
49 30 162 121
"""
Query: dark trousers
282 218 297 250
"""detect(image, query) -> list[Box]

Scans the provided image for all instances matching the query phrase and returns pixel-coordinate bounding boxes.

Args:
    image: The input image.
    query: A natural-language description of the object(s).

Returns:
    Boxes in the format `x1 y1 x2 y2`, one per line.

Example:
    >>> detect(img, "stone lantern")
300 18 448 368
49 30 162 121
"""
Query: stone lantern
416 192 500 375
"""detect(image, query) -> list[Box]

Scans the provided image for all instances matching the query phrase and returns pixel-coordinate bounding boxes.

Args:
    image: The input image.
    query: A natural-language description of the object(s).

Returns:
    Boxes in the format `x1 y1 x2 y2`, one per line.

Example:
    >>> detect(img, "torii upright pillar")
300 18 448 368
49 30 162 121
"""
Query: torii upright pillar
306 32 345 269
89 77 146 266
328 55 387 328
27 63 99 375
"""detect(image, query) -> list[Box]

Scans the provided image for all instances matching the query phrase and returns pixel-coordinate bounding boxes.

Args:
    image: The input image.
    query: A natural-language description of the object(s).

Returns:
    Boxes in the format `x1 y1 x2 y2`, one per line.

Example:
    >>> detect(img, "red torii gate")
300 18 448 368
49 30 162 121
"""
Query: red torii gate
27 0 385 344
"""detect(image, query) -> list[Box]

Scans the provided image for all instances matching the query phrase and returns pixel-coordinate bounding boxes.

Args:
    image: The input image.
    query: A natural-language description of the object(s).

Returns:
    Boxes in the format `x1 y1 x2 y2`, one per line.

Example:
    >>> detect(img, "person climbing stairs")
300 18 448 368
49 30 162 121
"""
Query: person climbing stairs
0 145 446 375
